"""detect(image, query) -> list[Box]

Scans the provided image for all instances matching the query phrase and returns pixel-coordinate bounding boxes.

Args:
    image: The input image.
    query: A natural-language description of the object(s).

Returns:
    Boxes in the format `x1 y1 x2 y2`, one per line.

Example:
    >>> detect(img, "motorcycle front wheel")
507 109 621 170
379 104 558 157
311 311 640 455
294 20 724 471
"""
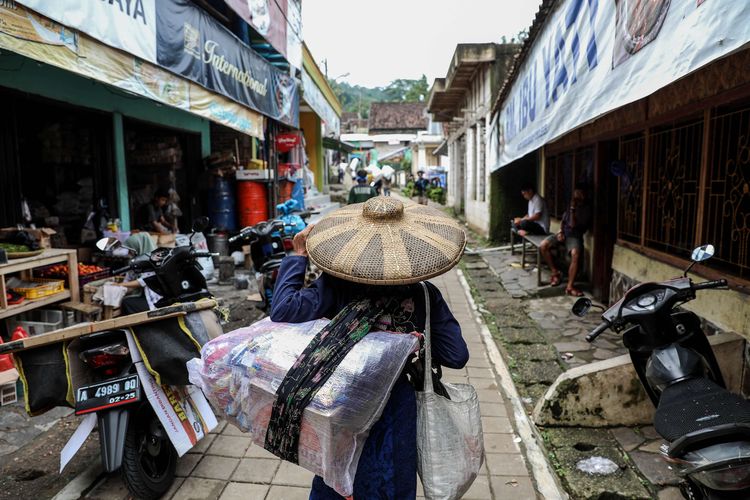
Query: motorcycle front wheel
121 404 177 499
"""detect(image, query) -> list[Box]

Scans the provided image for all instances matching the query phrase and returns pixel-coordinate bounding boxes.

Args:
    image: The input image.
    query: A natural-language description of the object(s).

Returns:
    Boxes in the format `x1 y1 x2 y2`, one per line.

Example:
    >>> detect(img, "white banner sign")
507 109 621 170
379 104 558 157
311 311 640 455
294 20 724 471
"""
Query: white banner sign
17 0 156 62
494 0 750 170
302 68 341 137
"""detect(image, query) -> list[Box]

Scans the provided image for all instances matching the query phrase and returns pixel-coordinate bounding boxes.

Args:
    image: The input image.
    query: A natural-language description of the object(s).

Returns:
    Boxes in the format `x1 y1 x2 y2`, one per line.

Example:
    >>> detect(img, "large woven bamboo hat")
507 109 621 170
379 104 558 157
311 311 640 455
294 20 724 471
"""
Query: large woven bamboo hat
307 196 466 285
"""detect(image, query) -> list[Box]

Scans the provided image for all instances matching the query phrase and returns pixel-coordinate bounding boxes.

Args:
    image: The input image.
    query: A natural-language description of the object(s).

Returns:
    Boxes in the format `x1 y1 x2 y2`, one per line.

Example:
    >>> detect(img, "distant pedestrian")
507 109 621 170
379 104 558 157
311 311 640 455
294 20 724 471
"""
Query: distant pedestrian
414 170 429 205
338 157 347 184
382 176 392 196
512 183 549 236
348 170 378 204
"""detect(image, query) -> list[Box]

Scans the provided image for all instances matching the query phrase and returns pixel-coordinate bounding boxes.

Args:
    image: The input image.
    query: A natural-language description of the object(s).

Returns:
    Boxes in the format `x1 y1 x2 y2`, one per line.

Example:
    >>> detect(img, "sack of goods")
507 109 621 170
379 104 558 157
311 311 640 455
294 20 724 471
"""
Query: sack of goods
187 318 419 496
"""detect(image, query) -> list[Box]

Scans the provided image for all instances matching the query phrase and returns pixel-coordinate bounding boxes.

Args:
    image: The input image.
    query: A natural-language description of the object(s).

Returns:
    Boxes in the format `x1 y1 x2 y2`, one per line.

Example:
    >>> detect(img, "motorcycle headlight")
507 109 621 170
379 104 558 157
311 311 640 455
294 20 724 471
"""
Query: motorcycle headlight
692 463 750 491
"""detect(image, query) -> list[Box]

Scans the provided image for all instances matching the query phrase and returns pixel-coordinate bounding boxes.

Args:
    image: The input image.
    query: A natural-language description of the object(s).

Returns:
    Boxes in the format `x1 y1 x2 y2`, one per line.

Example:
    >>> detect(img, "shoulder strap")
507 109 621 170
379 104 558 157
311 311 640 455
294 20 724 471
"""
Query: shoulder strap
420 282 433 394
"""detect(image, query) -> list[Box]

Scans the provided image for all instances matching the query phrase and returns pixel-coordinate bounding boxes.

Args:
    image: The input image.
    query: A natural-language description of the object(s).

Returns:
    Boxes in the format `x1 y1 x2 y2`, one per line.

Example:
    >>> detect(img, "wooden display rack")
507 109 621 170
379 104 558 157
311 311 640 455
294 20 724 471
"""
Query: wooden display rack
0 248 79 321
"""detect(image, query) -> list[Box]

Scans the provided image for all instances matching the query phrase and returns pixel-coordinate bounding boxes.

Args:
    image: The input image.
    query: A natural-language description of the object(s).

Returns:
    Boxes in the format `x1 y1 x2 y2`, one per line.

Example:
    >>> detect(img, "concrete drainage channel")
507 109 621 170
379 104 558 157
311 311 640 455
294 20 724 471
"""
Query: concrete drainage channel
459 253 673 499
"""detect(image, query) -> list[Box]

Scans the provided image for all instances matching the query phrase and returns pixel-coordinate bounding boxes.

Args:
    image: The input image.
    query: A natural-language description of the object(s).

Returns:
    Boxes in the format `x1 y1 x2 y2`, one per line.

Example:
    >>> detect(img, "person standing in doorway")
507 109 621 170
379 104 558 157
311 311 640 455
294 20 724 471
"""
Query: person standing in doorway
348 170 378 204
414 170 430 205
512 183 549 236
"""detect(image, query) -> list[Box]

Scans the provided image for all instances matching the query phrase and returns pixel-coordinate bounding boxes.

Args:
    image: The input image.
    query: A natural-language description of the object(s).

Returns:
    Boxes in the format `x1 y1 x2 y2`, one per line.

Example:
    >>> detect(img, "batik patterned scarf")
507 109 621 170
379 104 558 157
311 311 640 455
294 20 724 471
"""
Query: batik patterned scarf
264 295 400 463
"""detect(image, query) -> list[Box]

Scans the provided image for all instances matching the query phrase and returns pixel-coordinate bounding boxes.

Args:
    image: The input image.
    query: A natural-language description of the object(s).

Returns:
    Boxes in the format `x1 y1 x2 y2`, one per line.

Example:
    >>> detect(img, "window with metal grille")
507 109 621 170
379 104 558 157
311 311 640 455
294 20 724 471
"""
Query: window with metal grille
705 105 750 279
644 119 703 258
616 133 645 244
544 148 593 219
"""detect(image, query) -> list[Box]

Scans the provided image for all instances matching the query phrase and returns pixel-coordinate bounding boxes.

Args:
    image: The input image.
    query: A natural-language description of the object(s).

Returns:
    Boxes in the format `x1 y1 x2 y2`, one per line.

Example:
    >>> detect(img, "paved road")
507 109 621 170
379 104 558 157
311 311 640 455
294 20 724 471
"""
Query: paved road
82 267 543 499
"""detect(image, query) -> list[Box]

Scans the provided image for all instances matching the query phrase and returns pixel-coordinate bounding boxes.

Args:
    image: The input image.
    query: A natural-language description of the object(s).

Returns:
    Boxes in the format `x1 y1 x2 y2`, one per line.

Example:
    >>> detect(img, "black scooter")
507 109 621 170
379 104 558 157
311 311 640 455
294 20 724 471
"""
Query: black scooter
229 210 312 311
75 218 217 499
573 244 750 499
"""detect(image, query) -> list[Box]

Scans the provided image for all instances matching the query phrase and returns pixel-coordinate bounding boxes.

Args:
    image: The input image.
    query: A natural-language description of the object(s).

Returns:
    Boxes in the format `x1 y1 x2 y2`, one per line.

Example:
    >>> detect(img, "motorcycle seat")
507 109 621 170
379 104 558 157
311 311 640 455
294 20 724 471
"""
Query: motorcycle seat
655 377 750 443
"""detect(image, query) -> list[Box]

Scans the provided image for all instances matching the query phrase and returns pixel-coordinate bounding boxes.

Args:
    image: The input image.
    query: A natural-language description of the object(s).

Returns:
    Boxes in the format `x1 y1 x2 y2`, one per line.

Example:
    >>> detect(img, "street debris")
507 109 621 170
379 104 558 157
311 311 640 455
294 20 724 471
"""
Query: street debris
576 456 620 475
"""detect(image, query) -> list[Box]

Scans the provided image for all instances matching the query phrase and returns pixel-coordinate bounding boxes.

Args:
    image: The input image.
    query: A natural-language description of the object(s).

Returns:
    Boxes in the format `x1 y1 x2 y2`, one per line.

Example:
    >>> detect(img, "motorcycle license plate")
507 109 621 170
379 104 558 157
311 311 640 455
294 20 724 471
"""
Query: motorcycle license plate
75 375 140 415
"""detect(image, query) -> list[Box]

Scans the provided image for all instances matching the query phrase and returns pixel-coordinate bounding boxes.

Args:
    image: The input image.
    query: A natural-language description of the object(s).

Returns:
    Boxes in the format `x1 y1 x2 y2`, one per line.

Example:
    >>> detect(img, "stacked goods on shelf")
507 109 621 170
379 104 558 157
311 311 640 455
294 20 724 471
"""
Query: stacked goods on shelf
205 151 236 172
38 119 92 166
37 263 110 288
126 134 183 167
6 277 65 300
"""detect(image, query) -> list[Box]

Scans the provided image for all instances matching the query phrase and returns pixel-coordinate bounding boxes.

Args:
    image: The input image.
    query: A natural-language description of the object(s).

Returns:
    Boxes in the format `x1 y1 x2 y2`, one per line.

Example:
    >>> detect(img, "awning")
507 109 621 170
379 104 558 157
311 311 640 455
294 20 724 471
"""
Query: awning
379 146 410 162
322 137 355 153
434 139 448 157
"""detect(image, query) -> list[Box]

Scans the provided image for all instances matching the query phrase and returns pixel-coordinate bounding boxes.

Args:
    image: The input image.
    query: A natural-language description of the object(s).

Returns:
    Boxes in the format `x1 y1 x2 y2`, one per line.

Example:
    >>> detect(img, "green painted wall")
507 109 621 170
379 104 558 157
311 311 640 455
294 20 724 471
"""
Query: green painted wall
112 113 130 231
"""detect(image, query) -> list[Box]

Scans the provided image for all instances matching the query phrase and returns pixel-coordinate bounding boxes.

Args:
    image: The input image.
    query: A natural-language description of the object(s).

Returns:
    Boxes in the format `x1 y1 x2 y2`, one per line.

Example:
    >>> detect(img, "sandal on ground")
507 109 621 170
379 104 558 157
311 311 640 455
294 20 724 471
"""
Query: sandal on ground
565 287 584 297
549 272 562 287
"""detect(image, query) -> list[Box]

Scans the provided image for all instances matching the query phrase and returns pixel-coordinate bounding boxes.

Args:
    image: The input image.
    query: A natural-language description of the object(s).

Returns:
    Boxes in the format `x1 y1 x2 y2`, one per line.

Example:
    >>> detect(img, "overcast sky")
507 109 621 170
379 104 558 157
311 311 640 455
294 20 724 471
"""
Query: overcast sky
302 1 540 88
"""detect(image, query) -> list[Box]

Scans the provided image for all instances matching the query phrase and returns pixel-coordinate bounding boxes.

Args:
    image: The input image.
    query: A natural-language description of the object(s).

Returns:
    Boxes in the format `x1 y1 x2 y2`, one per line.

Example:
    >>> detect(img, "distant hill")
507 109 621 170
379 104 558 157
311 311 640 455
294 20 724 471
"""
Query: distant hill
328 76 429 118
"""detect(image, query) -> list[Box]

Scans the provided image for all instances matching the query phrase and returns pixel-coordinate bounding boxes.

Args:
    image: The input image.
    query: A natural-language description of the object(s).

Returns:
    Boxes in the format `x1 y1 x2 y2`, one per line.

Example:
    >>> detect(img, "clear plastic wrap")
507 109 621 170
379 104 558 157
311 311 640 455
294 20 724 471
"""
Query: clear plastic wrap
187 318 419 496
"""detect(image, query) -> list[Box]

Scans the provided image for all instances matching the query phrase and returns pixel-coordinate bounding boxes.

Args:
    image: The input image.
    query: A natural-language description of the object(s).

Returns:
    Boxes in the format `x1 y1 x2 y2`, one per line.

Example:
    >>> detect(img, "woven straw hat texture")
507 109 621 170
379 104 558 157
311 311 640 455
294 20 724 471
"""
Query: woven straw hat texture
307 196 466 285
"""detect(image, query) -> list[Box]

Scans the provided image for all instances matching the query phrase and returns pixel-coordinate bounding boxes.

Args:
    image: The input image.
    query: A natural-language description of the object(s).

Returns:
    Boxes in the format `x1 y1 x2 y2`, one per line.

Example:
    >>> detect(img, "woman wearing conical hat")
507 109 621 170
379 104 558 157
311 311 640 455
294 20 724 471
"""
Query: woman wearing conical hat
270 196 469 500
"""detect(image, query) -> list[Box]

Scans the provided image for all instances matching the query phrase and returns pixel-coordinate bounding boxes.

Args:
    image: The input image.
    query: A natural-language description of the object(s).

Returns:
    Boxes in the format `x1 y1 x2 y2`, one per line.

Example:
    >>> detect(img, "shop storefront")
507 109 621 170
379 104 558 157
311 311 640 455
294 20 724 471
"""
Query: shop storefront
489 0 750 338
0 1 301 237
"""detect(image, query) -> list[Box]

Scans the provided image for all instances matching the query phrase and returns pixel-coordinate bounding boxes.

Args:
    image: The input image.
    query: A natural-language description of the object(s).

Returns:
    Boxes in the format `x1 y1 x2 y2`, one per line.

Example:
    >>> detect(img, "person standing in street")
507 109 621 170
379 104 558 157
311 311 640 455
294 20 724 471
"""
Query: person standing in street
512 183 549 236
270 196 469 500
414 170 429 205
348 170 378 204
540 183 592 296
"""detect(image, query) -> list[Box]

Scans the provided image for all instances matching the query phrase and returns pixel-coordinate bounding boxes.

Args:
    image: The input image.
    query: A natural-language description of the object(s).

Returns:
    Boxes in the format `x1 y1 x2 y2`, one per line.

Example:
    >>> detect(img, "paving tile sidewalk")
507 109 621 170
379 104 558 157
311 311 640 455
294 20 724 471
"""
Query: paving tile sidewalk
82 267 542 500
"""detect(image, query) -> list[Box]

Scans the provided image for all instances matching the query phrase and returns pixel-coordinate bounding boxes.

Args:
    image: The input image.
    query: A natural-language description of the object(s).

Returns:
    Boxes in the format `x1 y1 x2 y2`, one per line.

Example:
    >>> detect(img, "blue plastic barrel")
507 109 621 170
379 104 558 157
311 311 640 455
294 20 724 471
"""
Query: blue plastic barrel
208 176 237 230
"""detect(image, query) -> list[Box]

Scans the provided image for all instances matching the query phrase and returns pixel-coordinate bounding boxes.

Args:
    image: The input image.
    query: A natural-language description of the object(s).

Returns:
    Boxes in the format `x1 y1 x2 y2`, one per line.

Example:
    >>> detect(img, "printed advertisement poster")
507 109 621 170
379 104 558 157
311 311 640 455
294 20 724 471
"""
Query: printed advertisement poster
0 3 78 51
16 0 156 62
156 0 299 127
494 0 750 170
135 360 218 456
612 0 671 68
0 4 264 139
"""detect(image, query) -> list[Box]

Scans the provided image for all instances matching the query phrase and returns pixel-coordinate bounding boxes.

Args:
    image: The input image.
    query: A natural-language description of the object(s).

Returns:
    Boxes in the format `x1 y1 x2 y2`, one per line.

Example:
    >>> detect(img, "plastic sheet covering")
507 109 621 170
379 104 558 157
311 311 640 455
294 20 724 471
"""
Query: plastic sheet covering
187 318 419 496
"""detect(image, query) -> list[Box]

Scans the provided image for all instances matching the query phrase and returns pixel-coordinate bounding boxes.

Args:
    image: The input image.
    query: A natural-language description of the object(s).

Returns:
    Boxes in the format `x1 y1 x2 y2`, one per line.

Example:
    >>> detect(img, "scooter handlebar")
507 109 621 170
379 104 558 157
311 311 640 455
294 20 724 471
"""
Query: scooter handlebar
113 265 131 275
585 322 610 343
692 279 728 291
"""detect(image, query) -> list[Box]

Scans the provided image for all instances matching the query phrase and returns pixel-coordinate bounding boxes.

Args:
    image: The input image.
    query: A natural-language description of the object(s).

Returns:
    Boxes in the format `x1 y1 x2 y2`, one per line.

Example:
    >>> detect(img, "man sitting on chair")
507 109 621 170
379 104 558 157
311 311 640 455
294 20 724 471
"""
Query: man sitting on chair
512 183 549 236
540 183 592 297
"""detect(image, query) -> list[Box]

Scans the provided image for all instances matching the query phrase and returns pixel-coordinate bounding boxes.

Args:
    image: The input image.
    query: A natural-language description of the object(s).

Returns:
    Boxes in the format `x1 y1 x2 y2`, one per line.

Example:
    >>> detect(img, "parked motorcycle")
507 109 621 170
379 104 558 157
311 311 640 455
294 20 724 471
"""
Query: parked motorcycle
229 203 313 310
572 244 750 499
73 218 219 498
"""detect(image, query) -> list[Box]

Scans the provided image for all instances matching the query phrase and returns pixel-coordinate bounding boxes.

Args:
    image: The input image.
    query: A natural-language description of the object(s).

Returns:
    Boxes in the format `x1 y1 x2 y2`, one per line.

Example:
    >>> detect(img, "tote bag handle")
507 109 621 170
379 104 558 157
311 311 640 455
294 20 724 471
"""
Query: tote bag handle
420 282 433 394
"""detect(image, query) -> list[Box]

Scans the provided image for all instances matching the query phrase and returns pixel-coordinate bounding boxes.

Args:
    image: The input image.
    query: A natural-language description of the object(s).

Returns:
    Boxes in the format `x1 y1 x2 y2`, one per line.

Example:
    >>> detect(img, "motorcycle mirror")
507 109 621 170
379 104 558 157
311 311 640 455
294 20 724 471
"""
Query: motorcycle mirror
691 244 715 262
684 244 715 276
571 297 593 317
192 216 210 233
96 237 121 252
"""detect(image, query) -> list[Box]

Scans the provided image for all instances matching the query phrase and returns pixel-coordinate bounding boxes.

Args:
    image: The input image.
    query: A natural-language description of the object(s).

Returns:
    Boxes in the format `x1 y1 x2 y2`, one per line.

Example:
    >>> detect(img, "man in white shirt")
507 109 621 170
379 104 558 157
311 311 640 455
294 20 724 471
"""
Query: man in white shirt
512 183 549 236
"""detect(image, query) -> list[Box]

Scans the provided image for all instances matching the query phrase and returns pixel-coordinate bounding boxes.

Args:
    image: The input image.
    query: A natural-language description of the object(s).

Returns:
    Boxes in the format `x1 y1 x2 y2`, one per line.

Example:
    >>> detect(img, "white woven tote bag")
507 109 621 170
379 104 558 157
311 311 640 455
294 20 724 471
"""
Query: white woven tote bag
416 282 485 500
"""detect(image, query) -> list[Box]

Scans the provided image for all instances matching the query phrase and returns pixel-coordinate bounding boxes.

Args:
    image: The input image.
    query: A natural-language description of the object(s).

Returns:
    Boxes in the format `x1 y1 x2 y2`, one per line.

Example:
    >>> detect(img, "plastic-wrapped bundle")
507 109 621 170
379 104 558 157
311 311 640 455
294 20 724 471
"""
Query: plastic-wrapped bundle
187 318 419 496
